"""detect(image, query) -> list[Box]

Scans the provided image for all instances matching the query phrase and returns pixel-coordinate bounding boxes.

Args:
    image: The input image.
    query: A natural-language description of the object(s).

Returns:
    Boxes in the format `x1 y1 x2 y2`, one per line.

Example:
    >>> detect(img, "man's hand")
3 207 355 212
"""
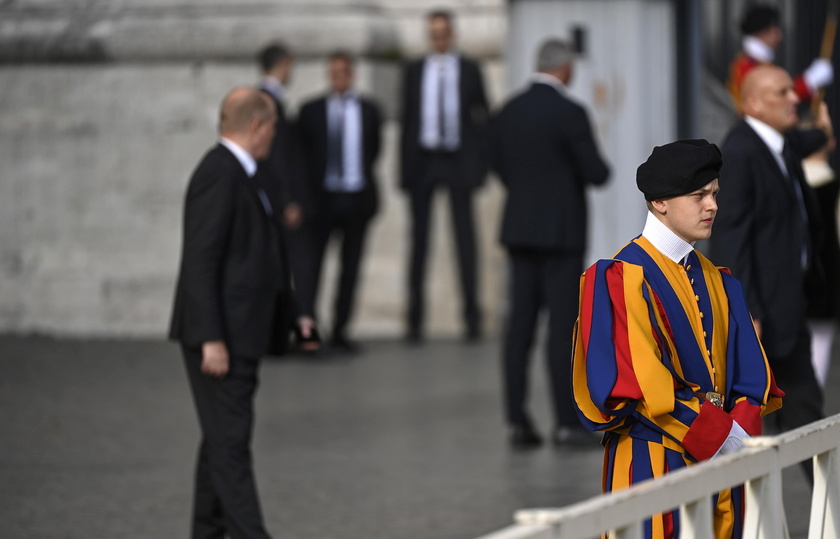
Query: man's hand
713 420 749 459
752 319 762 340
284 202 303 230
296 316 320 352
201 340 229 378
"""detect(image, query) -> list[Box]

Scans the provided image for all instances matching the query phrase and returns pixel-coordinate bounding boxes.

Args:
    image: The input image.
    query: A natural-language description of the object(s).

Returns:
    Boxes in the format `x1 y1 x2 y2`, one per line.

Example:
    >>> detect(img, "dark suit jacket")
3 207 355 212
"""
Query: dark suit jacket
296 93 382 218
709 120 826 357
399 55 489 191
491 82 610 253
169 144 292 359
258 88 311 218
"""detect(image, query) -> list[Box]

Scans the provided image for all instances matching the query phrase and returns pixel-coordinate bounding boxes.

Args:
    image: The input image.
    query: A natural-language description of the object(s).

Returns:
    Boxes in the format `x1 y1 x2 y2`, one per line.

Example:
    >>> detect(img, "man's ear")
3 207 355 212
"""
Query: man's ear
650 198 667 215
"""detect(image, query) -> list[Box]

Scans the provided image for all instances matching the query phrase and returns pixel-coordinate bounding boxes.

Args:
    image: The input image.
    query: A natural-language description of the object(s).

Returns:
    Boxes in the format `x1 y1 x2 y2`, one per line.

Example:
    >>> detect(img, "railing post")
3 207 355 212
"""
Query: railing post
809 447 840 539
743 467 787 539
679 495 714 538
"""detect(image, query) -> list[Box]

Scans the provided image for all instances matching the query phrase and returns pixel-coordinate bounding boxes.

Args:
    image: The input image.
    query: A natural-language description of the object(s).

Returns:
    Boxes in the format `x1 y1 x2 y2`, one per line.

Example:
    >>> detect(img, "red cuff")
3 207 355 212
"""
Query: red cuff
730 400 763 436
682 401 733 461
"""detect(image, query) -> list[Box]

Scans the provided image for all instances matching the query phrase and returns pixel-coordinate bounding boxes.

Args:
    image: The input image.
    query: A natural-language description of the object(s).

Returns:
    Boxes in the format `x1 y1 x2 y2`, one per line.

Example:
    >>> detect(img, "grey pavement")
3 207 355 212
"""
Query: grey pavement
0 336 835 538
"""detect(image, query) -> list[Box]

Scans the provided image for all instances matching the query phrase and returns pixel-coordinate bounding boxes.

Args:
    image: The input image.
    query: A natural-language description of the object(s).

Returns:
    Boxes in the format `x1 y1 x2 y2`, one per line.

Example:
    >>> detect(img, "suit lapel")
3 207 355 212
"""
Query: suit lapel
742 121 796 199
315 96 328 146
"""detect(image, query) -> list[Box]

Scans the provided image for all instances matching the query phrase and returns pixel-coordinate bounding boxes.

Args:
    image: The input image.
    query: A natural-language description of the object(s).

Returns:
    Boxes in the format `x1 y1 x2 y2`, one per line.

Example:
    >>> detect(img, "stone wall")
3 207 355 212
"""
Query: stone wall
0 0 508 338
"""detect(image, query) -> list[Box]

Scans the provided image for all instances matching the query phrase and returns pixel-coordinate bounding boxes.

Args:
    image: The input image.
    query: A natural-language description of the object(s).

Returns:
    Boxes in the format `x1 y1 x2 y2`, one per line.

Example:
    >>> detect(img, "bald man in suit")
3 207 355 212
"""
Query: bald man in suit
170 87 290 538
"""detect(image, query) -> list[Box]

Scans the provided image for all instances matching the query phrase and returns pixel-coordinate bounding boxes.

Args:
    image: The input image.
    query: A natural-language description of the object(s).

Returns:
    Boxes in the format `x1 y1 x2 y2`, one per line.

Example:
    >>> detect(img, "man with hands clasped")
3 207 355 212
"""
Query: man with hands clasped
572 140 783 538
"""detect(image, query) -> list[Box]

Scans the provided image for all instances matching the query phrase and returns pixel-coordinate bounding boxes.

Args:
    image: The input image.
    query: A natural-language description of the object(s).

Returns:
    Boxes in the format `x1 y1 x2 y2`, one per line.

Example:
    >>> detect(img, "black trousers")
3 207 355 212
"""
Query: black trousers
286 225 317 318
307 193 372 337
766 325 824 433
182 345 270 539
502 249 582 429
407 153 480 334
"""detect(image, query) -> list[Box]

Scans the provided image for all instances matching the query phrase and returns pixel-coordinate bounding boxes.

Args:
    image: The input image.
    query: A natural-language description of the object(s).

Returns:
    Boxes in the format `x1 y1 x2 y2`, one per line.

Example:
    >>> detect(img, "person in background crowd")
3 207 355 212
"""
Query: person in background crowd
491 39 609 448
710 65 829 442
257 42 319 352
296 51 383 353
400 9 490 344
727 3 832 113
170 87 296 538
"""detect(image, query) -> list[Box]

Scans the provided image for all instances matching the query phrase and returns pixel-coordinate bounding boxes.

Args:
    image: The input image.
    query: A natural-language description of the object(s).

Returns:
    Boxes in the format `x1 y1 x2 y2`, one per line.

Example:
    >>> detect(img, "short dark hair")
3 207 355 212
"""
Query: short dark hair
257 42 291 73
427 9 454 24
328 50 355 67
740 4 780 35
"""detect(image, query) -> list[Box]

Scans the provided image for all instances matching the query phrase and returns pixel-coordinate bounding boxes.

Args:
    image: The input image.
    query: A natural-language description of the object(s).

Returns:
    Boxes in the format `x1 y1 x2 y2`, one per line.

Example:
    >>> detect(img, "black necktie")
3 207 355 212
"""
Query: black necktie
783 143 811 268
256 187 274 218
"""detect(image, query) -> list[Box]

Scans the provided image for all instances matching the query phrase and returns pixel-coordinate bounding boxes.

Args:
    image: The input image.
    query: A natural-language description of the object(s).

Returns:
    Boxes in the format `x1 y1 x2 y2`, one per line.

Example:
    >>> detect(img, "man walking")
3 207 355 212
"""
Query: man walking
170 87 291 538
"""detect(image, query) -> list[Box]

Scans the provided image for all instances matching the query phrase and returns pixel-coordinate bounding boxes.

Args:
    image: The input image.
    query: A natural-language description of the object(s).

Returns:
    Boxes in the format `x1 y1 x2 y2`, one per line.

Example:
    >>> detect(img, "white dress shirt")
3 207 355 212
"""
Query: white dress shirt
420 52 460 151
744 115 788 175
220 137 274 215
325 92 364 193
219 137 257 178
261 76 285 104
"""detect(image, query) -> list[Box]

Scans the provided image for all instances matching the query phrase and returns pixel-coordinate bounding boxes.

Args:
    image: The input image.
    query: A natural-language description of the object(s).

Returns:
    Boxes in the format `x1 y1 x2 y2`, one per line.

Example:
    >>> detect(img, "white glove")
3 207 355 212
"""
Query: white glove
712 420 749 459
805 58 834 91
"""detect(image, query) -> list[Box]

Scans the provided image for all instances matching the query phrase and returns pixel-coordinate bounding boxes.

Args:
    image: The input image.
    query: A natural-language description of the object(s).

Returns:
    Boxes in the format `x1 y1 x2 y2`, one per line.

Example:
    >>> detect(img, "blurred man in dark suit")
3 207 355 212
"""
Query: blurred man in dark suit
170 87 289 538
400 9 490 343
710 65 831 436
257 42 300 226
296 52 382 352
491 39 610 448
257 42 319 350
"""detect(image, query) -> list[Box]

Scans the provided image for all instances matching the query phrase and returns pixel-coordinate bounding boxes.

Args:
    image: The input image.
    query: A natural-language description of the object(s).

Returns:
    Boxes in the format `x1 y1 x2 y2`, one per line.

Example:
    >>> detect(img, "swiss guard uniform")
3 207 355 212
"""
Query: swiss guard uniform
572 140 783 539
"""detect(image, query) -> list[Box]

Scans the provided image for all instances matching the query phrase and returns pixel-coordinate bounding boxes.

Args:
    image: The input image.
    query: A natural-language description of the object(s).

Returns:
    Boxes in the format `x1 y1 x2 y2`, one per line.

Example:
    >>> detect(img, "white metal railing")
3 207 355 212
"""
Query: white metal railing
476 414 840 539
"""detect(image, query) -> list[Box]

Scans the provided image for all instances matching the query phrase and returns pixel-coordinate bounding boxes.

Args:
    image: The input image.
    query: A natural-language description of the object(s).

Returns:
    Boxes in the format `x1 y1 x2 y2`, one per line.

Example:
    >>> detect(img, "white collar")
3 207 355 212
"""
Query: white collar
743 35 775 63
261 76 285 102
329 90 356 101
744 115 785 156
532 72 567 94
219 137 257 178
641 210 695 264
429 51 458 63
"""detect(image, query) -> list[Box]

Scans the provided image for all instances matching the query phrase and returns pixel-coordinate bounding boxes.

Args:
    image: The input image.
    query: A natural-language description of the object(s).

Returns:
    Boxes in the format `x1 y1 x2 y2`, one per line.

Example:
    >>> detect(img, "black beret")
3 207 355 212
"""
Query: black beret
636 139 722 201
740 5 780 35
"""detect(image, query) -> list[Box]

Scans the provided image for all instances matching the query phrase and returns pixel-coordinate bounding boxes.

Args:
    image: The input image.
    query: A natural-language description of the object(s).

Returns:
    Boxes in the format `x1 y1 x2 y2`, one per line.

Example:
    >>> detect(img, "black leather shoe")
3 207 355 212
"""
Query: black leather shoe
551 426 598 448
509 424 544 449
404 328 424 346
329 335 360 354
464 325 482 343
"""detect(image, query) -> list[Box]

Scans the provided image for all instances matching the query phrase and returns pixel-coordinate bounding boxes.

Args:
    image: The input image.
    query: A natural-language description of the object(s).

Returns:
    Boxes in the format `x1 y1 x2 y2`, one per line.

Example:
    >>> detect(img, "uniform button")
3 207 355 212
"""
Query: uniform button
700 312 705 318
695 295 700 301
690 278 695 285
686 265 692 271
703 331 707 337
706 349 710 355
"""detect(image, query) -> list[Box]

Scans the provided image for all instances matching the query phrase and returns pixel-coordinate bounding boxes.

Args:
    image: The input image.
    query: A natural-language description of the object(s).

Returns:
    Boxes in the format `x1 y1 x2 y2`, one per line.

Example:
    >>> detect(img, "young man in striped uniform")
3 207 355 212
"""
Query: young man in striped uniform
572 139 783 538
